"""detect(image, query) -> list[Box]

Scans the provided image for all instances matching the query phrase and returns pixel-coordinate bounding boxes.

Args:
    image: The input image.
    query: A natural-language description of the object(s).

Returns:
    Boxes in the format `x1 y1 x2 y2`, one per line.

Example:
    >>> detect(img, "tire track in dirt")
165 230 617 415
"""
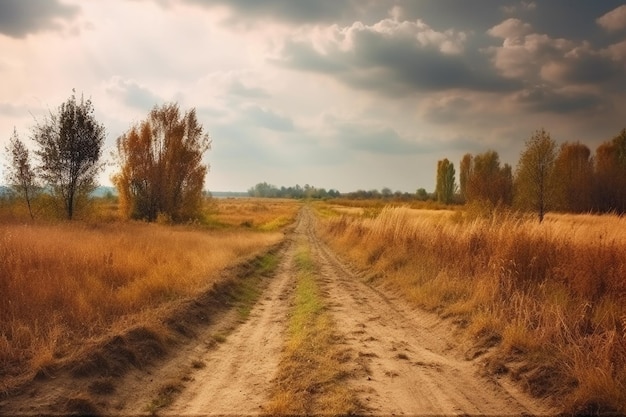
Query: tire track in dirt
156 214 304 416
303 207 554 416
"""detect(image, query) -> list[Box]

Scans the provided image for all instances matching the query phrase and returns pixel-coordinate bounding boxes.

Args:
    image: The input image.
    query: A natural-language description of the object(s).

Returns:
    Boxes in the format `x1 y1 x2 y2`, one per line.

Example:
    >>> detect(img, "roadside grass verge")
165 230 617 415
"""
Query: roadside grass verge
318 204 626 415
1 244 285 416
0 209 291 394
265 241 360 415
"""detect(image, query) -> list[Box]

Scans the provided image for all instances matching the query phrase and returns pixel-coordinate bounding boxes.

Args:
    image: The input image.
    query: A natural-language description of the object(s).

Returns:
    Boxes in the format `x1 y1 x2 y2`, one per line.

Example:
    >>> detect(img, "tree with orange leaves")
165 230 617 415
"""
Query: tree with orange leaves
113 103 211 222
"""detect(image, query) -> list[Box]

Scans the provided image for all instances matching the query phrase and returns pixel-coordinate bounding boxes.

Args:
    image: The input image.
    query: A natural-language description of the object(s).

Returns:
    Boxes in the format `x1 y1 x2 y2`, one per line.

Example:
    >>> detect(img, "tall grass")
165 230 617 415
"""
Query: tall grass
0 207 291 392
320 206 626 414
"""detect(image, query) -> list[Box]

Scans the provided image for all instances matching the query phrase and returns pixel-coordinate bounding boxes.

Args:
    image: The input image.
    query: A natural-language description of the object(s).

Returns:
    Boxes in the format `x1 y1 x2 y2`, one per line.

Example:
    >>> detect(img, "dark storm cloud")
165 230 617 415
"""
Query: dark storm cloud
513 86 608 114
398 1 625 44
423 97 471 124
546 48 625 86
276 21 519 95
182 0 374 25
0 0 79 38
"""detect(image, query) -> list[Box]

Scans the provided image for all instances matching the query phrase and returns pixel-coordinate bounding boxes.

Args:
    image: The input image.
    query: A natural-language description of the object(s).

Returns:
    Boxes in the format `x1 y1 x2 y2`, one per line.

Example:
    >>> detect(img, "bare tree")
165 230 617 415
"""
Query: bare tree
4 128 38 219
32 91 105 219
514 128 557 223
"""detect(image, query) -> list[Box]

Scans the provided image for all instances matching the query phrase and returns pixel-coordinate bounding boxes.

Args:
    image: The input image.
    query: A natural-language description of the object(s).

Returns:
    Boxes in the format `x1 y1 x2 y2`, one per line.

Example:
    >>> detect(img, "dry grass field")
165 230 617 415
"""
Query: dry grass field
203 197 299 231
0 197 299 393
317 203 626 414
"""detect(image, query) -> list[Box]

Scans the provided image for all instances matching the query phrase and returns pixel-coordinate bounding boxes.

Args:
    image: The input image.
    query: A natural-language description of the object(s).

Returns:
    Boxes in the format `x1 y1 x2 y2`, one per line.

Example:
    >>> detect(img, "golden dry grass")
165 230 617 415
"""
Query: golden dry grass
0 198 298 392
203 198 301 231
318 203 626 414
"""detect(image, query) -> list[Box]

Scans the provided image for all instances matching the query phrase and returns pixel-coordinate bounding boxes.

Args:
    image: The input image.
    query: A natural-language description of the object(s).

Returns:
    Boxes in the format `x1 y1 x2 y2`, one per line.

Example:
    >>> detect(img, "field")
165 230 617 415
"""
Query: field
1 196 625 415
0 198 300 393
317 201 626 414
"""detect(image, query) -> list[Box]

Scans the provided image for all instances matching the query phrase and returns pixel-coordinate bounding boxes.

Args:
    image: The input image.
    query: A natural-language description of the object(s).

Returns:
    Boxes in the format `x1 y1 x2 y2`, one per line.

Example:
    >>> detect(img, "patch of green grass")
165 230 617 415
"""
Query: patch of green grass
289 250 323 339
145 380 183 415
258 252 280 276
234 278 262 319
212 333 227 343
232 252 281 320
266 241 359 415
258 215 292 231
311 203 340 219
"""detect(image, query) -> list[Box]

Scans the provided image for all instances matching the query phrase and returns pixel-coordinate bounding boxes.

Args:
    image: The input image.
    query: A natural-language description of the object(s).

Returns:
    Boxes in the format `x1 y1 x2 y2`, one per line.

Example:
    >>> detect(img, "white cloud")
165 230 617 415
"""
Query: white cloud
488 18 625 92
487 18 533 39
488 20 582 82
607 39 626 61
597 4 626 33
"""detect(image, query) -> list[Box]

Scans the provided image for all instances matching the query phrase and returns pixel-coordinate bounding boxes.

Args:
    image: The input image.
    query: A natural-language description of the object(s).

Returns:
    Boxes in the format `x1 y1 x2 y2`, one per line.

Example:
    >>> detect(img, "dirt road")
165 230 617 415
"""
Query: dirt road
160 224 299 416
160 207 550 416
303 208 552 416
1 207 553 416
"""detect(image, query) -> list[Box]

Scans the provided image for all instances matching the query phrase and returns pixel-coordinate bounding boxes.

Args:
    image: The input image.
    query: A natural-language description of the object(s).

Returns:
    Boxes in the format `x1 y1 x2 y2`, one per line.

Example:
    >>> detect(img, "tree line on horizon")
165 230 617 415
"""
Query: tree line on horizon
5 91 626 223
436 127 626 221
3 91 210 221
247 182 429 201
247 182 341 199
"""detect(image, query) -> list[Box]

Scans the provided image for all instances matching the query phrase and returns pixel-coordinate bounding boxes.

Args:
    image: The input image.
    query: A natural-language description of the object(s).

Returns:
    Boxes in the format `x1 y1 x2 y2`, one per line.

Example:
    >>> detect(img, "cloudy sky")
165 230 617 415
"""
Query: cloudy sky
1 0 625 193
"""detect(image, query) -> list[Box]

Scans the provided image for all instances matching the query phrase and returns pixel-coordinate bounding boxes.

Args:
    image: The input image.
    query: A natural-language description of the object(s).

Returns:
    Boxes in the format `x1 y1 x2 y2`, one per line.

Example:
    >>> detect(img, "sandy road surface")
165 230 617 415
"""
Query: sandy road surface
160 219 302 416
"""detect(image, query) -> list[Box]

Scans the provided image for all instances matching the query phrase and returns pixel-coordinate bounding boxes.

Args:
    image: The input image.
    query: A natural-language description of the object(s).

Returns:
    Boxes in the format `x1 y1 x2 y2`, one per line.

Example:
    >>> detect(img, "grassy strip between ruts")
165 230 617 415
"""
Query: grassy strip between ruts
265 240 360 415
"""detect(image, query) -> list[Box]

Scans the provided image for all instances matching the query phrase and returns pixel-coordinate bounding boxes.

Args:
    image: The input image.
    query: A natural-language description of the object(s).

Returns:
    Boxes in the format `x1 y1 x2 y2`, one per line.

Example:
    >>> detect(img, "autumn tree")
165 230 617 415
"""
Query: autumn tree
4 128 38 219
435 158 455 204
552 142 593 213
32 91 105 219
460 151 512 206
594 128 626 213
514 128 557 223
114 103 211 222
